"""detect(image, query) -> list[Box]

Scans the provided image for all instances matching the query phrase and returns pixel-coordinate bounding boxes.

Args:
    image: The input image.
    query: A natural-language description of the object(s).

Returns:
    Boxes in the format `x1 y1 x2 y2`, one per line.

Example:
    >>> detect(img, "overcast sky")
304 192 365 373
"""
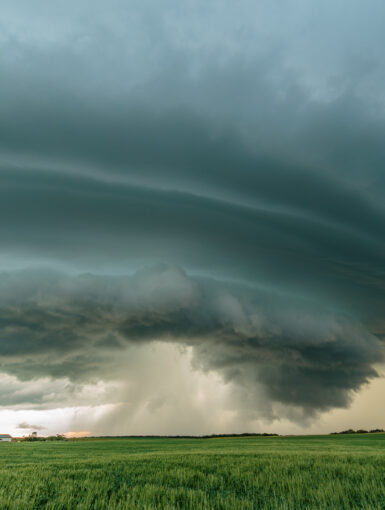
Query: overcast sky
1 0 385 436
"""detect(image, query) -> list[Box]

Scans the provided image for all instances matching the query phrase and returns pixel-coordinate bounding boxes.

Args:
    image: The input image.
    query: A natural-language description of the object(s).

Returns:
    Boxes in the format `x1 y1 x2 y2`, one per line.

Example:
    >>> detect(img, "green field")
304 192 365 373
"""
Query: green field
0 434 385 509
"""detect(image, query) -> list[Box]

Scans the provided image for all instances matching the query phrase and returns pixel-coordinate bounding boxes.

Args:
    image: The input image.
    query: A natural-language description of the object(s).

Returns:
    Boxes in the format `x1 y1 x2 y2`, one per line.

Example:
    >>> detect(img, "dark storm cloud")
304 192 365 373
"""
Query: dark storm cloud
0 0 385 420
0 167 384 324
0 266 382 414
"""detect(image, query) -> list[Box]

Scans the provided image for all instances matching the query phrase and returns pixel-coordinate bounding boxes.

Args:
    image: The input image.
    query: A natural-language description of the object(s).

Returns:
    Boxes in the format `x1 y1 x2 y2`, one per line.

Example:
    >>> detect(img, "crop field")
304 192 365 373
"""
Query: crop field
0 434 384 509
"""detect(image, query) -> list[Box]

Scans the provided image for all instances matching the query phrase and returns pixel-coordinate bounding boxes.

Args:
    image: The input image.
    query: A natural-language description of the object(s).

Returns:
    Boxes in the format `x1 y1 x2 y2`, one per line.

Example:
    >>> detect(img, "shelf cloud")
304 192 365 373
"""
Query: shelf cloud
0 0 384 432
0 266 382 419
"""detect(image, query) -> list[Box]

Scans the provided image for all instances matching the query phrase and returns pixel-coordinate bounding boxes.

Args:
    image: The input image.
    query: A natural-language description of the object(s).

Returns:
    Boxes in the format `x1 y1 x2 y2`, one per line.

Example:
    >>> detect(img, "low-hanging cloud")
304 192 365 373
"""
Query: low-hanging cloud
0 265 382 419
17 422 46 431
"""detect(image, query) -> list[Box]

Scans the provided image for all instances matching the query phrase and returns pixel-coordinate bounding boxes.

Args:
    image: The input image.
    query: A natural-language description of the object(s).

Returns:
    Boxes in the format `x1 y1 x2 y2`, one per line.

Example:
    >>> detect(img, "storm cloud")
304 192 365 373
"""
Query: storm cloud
0 266 382 417
0 0 384 430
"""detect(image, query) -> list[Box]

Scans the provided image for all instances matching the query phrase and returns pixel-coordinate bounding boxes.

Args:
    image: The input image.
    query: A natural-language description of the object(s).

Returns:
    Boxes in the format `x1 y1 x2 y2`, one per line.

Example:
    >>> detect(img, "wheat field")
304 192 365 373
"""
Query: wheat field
0 434 384 509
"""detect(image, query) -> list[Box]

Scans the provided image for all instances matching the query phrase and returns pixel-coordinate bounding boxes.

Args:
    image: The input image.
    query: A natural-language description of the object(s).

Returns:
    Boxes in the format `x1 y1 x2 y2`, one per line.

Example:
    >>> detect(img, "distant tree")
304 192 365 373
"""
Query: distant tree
330 428 384 435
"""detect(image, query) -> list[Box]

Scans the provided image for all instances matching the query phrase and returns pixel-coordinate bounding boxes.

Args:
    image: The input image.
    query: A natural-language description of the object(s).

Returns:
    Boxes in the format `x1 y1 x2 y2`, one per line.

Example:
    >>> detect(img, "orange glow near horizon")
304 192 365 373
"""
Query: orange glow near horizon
65 431 90 438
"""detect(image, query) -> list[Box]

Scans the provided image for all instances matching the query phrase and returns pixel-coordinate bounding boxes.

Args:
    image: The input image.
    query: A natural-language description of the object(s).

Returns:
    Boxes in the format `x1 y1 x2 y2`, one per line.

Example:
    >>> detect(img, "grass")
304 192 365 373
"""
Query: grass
0 434 384 509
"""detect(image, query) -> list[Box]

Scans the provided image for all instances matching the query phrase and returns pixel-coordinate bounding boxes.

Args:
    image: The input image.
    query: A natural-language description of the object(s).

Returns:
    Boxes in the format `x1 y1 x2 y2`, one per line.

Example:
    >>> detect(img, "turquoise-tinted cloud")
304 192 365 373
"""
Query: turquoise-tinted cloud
0 0 384 420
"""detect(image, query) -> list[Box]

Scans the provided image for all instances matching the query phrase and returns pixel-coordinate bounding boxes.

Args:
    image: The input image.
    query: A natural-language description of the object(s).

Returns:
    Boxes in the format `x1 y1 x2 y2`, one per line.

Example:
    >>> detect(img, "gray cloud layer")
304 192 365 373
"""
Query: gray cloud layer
0 0 384 424
0 266 382 416
17 422 46 431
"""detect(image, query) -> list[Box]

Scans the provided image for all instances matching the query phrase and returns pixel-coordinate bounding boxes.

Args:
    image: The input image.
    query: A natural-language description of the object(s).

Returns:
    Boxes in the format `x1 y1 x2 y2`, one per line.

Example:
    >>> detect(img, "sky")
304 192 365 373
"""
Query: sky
0 0 385 437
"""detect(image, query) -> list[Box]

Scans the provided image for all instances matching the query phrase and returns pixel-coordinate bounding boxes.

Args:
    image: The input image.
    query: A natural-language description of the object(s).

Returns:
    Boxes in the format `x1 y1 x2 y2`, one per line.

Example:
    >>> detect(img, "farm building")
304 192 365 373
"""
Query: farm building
0 434 12 442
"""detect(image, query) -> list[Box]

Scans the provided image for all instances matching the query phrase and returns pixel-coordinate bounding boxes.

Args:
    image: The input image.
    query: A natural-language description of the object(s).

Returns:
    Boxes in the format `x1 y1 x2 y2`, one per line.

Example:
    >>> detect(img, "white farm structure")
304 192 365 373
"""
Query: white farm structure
0 434 12 442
